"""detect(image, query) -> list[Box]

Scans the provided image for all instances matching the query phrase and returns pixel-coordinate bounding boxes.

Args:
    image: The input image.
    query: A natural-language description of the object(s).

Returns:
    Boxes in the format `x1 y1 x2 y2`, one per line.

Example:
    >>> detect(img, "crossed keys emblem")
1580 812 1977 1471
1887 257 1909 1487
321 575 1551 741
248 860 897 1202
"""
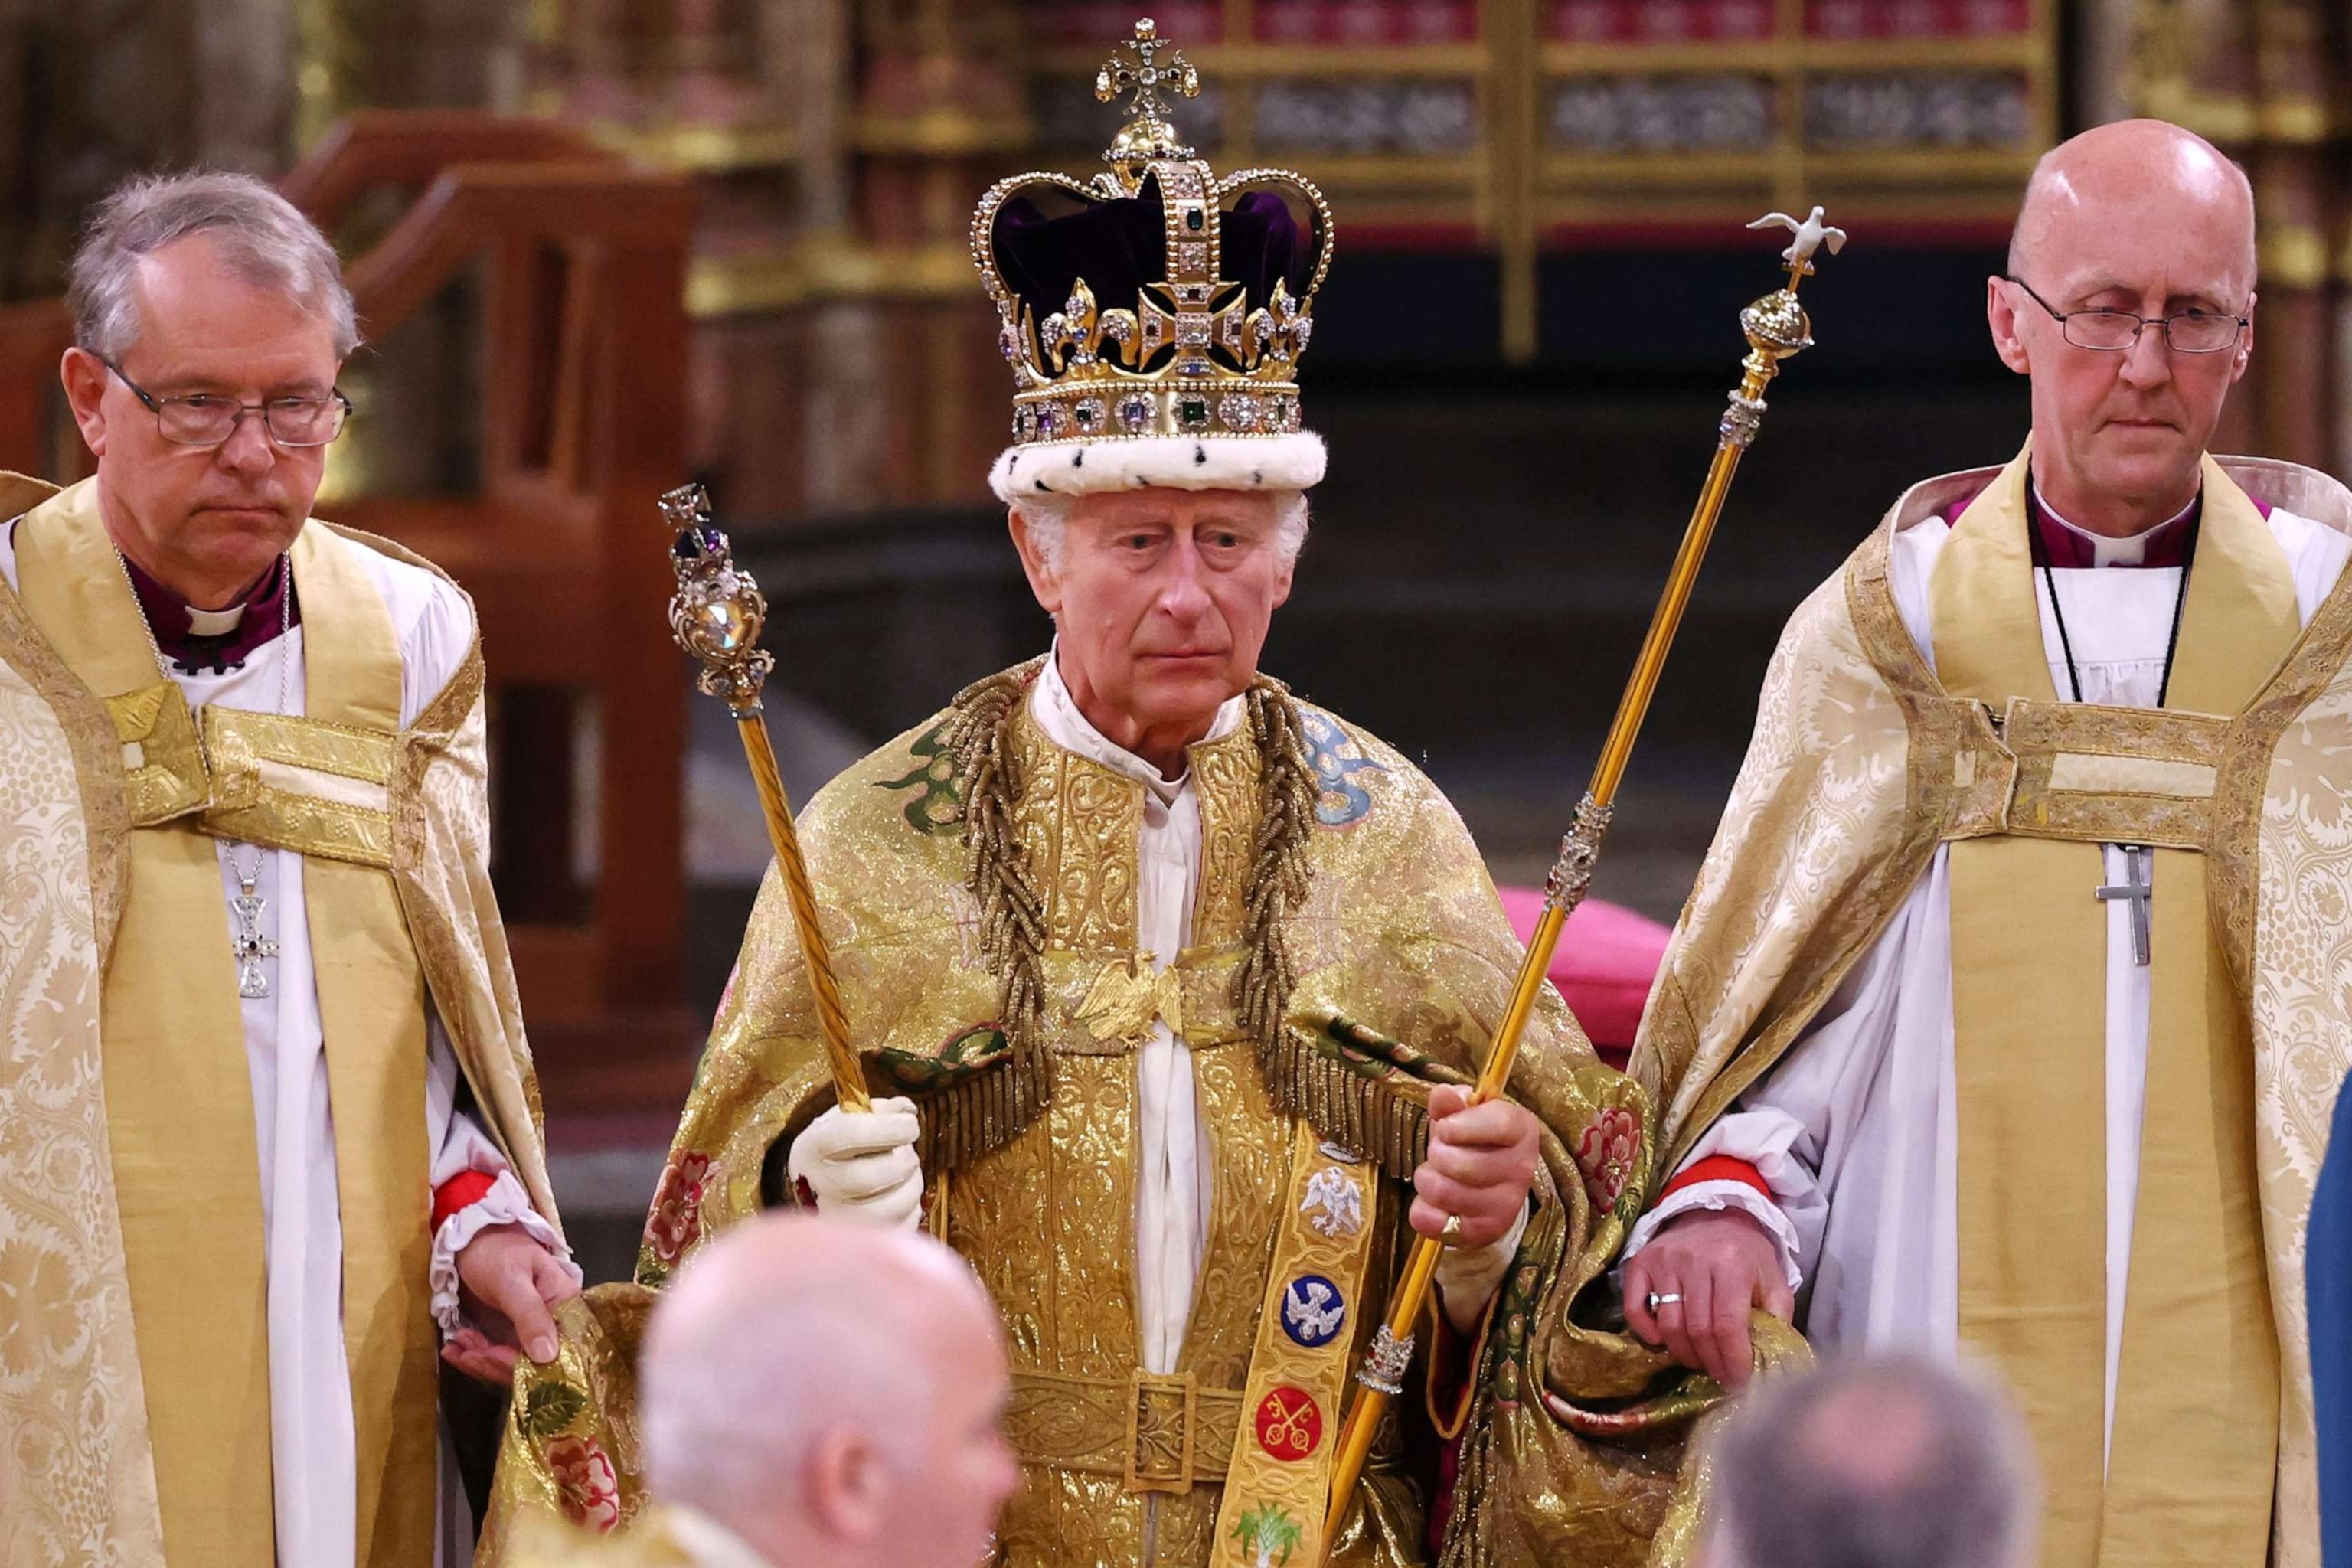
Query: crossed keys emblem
1256 1389 1321 1459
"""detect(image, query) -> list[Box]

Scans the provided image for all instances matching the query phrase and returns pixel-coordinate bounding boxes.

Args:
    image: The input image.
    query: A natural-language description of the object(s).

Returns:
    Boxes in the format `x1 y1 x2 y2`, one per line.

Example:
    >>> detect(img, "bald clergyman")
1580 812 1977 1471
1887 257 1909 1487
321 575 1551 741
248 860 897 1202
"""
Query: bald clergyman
1619 119 2352 1567
503 1215 1020 1568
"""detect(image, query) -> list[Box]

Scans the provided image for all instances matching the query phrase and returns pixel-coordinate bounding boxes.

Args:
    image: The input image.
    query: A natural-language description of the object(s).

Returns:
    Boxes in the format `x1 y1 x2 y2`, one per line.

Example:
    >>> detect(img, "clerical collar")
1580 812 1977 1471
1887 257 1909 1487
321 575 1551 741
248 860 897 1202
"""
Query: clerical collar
2028 481 2198 569
1034 642 1245 799
119 550 299 675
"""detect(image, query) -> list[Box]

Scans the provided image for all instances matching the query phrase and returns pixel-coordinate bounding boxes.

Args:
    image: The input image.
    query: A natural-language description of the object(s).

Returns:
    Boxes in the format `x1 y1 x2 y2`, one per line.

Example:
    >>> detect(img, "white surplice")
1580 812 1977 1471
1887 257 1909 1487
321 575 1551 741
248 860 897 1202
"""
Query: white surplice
1027 651 1520 1367
1625 490 2352 1455
0 528 574 1567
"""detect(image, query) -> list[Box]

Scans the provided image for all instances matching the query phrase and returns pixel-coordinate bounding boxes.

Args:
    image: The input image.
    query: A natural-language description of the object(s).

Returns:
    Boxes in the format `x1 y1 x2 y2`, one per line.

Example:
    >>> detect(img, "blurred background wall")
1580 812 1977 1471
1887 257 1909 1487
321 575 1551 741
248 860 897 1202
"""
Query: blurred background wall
1 0 2344 1276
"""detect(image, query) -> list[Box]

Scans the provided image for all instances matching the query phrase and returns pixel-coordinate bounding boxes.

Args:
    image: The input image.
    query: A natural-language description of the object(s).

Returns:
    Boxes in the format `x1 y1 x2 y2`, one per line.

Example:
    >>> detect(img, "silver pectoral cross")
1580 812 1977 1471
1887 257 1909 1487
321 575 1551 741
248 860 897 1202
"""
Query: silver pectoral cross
229 877 279 999
2095 844 2153 967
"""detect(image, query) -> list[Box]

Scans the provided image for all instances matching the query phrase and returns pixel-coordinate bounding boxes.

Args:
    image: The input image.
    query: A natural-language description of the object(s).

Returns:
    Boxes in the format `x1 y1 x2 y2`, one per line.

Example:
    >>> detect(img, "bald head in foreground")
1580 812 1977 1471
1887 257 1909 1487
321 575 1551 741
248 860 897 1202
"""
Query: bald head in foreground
514 1215 1018 1568
1625 114 2352 1568
1702 1356 2037 1568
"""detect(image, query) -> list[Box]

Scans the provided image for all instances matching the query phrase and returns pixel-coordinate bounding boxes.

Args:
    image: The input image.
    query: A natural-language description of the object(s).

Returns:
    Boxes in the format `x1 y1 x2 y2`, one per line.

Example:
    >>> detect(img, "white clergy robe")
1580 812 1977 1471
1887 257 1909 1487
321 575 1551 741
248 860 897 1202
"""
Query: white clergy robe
1625 488 2352 1450
0 528 576 1566
1027 649 1519 1365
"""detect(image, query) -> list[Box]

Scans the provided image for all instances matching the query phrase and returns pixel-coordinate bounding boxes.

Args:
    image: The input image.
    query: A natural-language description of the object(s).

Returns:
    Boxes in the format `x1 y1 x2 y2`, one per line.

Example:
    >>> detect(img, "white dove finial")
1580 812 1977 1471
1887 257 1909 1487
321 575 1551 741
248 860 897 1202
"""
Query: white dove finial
1748 206 1847 276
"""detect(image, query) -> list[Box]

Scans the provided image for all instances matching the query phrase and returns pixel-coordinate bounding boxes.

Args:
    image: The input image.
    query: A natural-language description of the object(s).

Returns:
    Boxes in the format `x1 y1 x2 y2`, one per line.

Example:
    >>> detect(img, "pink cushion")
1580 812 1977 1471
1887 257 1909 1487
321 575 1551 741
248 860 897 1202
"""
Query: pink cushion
1494 889 1673 1064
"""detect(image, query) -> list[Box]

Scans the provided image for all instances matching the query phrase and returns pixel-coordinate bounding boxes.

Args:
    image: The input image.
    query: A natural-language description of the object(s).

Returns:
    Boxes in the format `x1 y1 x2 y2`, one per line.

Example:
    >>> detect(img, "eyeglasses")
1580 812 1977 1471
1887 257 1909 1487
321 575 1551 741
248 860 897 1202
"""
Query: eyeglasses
2003 276 2247 355
100 357 353 448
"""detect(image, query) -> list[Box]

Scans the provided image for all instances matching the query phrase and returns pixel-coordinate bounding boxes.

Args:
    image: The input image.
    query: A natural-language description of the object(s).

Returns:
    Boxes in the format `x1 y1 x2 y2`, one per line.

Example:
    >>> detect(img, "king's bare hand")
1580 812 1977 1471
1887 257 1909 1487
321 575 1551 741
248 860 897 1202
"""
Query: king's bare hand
1622 1207 1792 1390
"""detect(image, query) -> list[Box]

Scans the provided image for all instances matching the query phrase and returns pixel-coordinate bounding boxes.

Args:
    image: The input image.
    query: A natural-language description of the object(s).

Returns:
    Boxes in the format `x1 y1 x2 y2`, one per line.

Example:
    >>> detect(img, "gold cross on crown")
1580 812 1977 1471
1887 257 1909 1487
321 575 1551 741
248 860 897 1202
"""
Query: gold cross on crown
1094 17 1200 122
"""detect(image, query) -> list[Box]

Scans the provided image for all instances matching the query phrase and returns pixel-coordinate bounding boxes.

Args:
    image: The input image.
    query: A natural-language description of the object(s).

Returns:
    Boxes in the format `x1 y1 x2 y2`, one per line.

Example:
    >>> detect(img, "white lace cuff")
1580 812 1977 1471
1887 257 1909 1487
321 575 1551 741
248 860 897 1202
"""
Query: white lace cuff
1434 1200 1531 1333
1621 1180 1804 1294
427 1169 580 1335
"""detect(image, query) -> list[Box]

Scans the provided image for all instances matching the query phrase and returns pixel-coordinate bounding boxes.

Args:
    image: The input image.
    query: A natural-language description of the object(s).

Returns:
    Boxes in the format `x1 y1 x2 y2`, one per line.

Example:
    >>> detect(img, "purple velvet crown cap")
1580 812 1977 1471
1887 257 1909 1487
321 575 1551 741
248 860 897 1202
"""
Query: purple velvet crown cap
991 169 1316 361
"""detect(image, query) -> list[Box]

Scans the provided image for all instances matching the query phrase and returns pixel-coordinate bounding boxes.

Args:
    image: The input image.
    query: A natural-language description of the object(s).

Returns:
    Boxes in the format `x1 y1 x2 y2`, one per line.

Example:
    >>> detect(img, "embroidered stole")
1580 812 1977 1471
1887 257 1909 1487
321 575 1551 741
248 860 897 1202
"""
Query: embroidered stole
12 481 436 1568
1930 452 2291 1567
1207 1124 1380 1568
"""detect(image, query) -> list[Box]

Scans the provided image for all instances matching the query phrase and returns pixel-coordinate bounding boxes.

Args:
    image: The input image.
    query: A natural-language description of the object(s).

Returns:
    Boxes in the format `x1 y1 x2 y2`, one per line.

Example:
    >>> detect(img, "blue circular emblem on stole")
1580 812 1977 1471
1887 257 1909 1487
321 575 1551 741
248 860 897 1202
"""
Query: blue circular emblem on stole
1281 1274 1348 1349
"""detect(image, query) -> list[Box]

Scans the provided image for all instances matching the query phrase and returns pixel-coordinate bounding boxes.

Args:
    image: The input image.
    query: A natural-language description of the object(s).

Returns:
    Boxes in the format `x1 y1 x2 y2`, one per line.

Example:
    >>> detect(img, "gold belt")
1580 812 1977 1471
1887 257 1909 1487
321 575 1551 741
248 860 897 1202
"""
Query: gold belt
104 682 400 867
1005 1367 1245 1494
1941 695 2228 852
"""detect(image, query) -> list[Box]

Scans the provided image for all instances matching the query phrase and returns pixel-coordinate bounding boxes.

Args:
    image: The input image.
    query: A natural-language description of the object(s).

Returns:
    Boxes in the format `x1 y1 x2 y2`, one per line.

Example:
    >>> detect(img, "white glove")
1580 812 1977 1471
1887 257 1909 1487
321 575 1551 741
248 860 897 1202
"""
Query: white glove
786 1097 924 1230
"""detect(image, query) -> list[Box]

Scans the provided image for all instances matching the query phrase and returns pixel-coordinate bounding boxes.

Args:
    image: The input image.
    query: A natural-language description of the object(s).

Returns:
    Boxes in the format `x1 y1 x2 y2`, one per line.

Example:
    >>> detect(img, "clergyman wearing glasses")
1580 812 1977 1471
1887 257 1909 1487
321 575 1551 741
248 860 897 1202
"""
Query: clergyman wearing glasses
1621 118 2352 1568
0 170 576 1568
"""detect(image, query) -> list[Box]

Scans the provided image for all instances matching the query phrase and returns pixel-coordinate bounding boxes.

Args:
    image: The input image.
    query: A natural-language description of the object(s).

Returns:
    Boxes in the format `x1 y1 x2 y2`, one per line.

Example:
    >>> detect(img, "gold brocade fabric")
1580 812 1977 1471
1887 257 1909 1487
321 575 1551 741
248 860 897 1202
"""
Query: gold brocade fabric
485 668 1694 1568
0 474 564 1565
1632 446 2352 1568
0 472 164 1563
481 1288 658 1560
498 1505 704 1568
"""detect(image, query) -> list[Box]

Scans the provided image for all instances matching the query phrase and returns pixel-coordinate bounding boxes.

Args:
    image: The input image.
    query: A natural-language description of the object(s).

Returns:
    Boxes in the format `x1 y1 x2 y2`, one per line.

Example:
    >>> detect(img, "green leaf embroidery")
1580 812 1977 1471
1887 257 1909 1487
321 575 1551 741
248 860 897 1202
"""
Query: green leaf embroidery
1232 1503 1304 1568
874 718 965 835
874 1024 1011 1093
524 1380 588 1440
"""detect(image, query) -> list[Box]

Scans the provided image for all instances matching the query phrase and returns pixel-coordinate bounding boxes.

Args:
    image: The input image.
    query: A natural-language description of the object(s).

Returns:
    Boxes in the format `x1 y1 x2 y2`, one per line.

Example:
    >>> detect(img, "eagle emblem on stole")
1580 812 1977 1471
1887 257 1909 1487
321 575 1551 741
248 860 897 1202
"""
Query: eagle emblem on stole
1300 1166 1364 1239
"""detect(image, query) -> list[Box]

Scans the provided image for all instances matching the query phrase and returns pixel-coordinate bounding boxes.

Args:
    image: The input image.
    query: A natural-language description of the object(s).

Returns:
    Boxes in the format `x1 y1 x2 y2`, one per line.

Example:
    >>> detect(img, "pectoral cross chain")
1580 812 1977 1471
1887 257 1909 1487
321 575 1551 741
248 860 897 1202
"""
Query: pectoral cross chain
2094 844 2153 967
229 876 278 999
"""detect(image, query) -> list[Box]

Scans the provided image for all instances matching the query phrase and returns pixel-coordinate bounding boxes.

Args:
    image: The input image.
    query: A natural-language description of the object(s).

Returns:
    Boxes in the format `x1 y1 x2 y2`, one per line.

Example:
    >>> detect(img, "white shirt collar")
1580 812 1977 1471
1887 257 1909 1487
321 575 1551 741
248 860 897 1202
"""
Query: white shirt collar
662 1506 776 1568
2030 479 2197 568
1031 640 1246 802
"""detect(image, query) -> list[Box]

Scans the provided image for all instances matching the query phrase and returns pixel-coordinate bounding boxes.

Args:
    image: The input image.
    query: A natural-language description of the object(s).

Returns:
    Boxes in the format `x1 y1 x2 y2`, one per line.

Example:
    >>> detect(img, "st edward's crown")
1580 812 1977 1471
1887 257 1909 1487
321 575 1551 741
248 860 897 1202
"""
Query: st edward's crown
973 17 1334 502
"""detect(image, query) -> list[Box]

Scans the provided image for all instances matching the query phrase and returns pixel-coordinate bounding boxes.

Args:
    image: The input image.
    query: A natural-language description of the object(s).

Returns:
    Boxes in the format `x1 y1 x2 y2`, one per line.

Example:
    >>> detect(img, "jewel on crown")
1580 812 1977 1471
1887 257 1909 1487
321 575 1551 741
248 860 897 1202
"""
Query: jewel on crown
969 15 1333 449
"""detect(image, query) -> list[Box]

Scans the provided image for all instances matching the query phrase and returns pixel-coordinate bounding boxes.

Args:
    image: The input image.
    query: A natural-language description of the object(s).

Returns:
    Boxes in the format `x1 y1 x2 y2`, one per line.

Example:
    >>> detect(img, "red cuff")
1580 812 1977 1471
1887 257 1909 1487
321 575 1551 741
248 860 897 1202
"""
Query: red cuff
431 1170 498 1231
1661 1154 1772 1203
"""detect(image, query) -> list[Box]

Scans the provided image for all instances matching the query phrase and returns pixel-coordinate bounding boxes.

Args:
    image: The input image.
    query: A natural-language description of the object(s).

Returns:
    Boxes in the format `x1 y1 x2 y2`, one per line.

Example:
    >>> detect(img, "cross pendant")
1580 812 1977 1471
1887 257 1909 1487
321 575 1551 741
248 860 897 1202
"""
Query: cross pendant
229 877 278 999
2094 844 2153 966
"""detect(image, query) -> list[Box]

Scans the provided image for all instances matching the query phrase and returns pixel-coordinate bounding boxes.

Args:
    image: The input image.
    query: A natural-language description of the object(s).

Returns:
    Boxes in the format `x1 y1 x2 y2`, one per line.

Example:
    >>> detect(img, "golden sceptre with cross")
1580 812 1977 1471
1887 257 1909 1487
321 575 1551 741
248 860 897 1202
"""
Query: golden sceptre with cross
1319 209 1847 1546
658 483 871 1114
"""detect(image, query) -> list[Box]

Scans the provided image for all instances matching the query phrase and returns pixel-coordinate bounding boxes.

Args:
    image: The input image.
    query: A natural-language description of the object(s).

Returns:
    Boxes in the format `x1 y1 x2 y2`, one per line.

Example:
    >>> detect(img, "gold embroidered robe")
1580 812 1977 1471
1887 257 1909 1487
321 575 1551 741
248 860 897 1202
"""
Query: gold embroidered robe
498 1504 707 1567
0 472 561 1565
487 668 1714 1567
1632 451 2352 1568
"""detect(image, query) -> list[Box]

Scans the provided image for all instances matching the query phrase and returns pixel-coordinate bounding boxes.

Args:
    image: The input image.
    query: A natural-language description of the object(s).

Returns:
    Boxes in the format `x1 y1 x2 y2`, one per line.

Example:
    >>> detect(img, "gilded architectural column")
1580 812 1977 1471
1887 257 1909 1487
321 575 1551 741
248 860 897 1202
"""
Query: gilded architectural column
837 0 1027 508
2130 0 2348 472
194 0 296 172
296 0 535 142
9 0 196 295
0 0 35 298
